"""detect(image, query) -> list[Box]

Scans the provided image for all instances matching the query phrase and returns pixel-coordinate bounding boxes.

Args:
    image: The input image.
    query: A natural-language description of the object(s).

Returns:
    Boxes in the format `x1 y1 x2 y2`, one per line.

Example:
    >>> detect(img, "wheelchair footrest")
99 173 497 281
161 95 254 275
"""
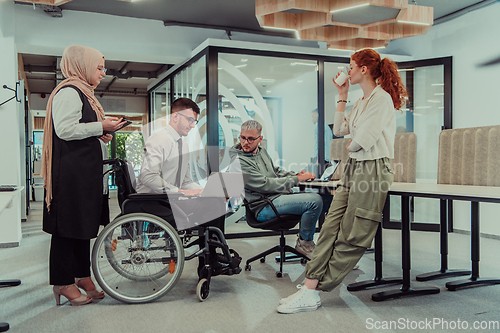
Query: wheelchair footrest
212 249 242 276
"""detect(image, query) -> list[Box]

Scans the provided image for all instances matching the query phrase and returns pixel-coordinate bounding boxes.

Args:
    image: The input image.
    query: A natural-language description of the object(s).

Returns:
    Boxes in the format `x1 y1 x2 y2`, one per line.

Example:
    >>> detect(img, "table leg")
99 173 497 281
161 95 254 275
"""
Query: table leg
446 201 500 291
416 199 471 281
347 197 402 291
372 195 440 301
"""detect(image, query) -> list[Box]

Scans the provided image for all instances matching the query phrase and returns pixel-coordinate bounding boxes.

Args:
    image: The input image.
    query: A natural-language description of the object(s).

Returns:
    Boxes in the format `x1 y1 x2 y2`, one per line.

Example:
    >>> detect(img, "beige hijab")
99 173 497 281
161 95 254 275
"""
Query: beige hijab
41 45 106 210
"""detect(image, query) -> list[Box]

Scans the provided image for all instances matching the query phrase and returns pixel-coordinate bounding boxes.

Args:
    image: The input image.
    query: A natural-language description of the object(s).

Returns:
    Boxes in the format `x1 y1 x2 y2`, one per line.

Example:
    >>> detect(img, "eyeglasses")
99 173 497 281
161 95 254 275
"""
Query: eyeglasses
177 112 199 125
240 135 260 143
97 67 107 74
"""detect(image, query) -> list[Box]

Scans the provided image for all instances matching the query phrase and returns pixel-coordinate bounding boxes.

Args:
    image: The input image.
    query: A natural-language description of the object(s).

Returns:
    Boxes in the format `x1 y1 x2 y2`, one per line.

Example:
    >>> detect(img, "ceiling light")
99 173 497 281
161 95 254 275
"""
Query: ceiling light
434 93 444 96
234 64 247 68
431 83 444 86
330 3 369 13
254 78 275 83
263 26 300 39
266 90 271 93
290 62 317 67
229 88 234 91
415 106 431 109
241 59 248 62
328 48 354 52
398 69 415 72
397 21 431 26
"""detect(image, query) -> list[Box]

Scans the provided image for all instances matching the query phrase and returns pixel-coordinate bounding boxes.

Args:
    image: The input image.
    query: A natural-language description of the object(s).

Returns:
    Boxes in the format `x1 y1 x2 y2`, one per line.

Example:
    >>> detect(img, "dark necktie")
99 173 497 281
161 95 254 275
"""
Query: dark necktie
175 138 183 188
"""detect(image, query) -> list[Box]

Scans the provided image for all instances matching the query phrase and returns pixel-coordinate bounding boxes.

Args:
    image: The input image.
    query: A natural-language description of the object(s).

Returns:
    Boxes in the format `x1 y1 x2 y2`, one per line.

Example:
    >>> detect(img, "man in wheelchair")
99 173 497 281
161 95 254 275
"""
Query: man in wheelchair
97 98 241 302
136 98 241 275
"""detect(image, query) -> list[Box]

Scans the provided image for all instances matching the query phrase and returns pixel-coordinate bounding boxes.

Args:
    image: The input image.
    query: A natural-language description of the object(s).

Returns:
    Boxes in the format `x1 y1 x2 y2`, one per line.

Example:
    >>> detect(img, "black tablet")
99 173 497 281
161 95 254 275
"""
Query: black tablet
103 118 132 134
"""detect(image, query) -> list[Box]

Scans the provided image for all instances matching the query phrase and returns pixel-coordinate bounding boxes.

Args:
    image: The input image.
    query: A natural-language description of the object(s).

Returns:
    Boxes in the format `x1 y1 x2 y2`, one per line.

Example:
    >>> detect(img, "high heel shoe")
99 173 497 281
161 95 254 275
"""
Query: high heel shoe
75 277 105 299
53 284 92 306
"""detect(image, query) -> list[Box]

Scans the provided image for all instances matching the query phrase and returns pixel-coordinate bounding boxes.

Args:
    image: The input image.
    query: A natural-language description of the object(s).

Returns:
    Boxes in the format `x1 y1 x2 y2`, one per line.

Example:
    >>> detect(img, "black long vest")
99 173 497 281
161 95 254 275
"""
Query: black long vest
43 85 108 239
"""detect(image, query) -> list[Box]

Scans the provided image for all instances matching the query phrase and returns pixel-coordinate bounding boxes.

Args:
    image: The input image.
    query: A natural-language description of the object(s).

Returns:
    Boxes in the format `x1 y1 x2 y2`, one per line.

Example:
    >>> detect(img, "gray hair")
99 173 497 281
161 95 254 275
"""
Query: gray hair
241 120 262 134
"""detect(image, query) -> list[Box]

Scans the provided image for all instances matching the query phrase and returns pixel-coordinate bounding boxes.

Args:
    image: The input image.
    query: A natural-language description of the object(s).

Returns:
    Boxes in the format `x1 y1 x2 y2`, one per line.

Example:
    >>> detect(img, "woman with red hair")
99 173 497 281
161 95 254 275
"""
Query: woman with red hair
278 48 407 314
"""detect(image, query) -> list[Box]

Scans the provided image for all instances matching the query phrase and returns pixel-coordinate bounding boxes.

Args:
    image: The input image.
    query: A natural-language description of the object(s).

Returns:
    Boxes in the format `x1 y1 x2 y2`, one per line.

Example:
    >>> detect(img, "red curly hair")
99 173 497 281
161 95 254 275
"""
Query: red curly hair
351 48 408 110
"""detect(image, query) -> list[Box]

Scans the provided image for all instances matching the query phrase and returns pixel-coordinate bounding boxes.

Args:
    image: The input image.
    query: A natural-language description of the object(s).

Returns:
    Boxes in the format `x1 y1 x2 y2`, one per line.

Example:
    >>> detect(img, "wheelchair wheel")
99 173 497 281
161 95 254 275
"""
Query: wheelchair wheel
92 213 184 303
196 278 209 302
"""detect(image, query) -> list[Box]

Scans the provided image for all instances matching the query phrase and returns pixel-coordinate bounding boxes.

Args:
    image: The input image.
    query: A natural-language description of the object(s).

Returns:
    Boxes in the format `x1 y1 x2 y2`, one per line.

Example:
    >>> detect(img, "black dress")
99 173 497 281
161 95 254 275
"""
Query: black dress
43 85 109 240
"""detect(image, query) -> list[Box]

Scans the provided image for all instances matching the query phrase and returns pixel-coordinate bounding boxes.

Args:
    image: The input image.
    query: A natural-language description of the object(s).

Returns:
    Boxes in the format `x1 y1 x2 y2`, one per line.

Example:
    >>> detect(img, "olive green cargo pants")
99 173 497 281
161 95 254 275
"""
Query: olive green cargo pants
305 157 394 292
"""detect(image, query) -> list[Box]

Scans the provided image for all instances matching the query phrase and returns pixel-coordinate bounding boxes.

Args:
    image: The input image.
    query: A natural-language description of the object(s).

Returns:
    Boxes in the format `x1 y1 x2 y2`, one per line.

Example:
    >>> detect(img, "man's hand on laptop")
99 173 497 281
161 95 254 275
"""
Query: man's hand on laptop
178 188 203 196
297 171 315 182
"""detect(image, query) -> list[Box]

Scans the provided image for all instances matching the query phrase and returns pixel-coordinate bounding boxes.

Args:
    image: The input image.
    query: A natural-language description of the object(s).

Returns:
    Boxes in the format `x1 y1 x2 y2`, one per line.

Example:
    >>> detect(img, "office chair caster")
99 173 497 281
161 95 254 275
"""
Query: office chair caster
196 278 210 301
276 271 283 278
260 257 266 263
300 258 307 264
245 264 251 271
0 322 9 332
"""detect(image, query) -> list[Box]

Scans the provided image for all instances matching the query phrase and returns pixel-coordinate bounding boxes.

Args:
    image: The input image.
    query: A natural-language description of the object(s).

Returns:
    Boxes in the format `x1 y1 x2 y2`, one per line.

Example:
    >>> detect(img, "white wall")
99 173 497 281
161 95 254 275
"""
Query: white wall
388 2 500 236
0 33 23 245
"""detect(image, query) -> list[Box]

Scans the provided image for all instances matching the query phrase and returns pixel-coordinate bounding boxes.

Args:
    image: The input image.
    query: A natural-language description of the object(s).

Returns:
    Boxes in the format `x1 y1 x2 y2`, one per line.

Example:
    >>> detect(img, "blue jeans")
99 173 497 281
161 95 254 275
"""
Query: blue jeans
256 193 323 241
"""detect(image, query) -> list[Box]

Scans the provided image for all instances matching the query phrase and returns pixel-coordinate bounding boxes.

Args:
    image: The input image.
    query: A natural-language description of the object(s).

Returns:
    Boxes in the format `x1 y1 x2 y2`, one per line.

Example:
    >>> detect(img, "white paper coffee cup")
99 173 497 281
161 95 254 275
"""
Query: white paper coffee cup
334 71 348 86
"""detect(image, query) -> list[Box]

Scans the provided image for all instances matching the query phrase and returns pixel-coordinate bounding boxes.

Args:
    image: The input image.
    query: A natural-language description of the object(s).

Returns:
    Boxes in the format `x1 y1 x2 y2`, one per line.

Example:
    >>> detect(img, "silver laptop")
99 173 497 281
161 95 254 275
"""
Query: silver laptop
311 160 340 182
199 172 249 197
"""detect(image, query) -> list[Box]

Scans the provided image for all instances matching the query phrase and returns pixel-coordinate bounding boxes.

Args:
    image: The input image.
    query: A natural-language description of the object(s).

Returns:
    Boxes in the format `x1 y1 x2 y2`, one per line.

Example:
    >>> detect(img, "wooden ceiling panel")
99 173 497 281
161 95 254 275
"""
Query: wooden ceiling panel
256 0 433 50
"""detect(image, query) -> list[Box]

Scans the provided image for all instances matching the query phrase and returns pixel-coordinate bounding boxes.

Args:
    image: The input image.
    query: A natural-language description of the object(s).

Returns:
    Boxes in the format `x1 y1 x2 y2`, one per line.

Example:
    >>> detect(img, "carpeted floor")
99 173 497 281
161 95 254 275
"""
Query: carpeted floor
1 192 500 333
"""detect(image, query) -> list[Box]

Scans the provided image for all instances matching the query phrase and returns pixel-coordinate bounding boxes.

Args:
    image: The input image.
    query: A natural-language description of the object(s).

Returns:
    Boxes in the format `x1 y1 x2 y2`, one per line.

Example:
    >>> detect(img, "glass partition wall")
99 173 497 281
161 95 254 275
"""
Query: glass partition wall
385 58 452 231
149 45 452 237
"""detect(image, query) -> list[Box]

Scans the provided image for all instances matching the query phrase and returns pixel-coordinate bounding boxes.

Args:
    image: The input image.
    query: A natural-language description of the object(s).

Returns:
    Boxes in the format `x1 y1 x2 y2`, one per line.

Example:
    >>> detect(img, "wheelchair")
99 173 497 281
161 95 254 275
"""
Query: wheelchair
91 159 242 304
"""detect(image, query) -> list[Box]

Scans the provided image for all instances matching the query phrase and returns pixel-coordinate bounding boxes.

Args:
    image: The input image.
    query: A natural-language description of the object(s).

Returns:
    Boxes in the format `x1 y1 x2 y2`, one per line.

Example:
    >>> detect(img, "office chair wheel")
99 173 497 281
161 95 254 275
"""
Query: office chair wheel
196 278 210 301
0 322 9 332
300 258 307 264
260 257 266 263
276 271 283 278
245 264 251 271
92 213 184 304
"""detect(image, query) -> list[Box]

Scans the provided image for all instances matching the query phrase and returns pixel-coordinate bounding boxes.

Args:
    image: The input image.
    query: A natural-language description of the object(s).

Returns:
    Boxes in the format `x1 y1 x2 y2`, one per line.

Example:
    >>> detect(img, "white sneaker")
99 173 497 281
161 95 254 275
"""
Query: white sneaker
277 285 321 314
279 285 321 306
295 235 315 260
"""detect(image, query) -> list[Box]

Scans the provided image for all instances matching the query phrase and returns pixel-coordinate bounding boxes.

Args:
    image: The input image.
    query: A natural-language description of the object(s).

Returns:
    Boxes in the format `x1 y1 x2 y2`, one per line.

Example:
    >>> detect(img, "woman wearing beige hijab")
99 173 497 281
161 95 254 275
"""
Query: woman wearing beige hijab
41 45 126 306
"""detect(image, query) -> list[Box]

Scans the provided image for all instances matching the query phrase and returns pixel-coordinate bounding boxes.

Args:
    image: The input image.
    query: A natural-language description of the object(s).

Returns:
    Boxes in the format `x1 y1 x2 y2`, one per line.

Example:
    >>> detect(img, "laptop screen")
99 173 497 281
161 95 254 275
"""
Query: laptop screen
319 160 340 181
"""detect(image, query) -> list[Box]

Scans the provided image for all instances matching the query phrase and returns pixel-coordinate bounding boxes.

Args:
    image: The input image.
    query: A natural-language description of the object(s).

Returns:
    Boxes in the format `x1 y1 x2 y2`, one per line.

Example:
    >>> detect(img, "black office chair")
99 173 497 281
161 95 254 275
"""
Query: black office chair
243 198 309 277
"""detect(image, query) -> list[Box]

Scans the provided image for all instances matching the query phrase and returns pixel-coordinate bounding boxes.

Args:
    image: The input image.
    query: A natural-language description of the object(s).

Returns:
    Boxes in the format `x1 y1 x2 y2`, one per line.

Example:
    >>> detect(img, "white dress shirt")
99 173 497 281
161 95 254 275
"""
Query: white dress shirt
136 124 202 193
